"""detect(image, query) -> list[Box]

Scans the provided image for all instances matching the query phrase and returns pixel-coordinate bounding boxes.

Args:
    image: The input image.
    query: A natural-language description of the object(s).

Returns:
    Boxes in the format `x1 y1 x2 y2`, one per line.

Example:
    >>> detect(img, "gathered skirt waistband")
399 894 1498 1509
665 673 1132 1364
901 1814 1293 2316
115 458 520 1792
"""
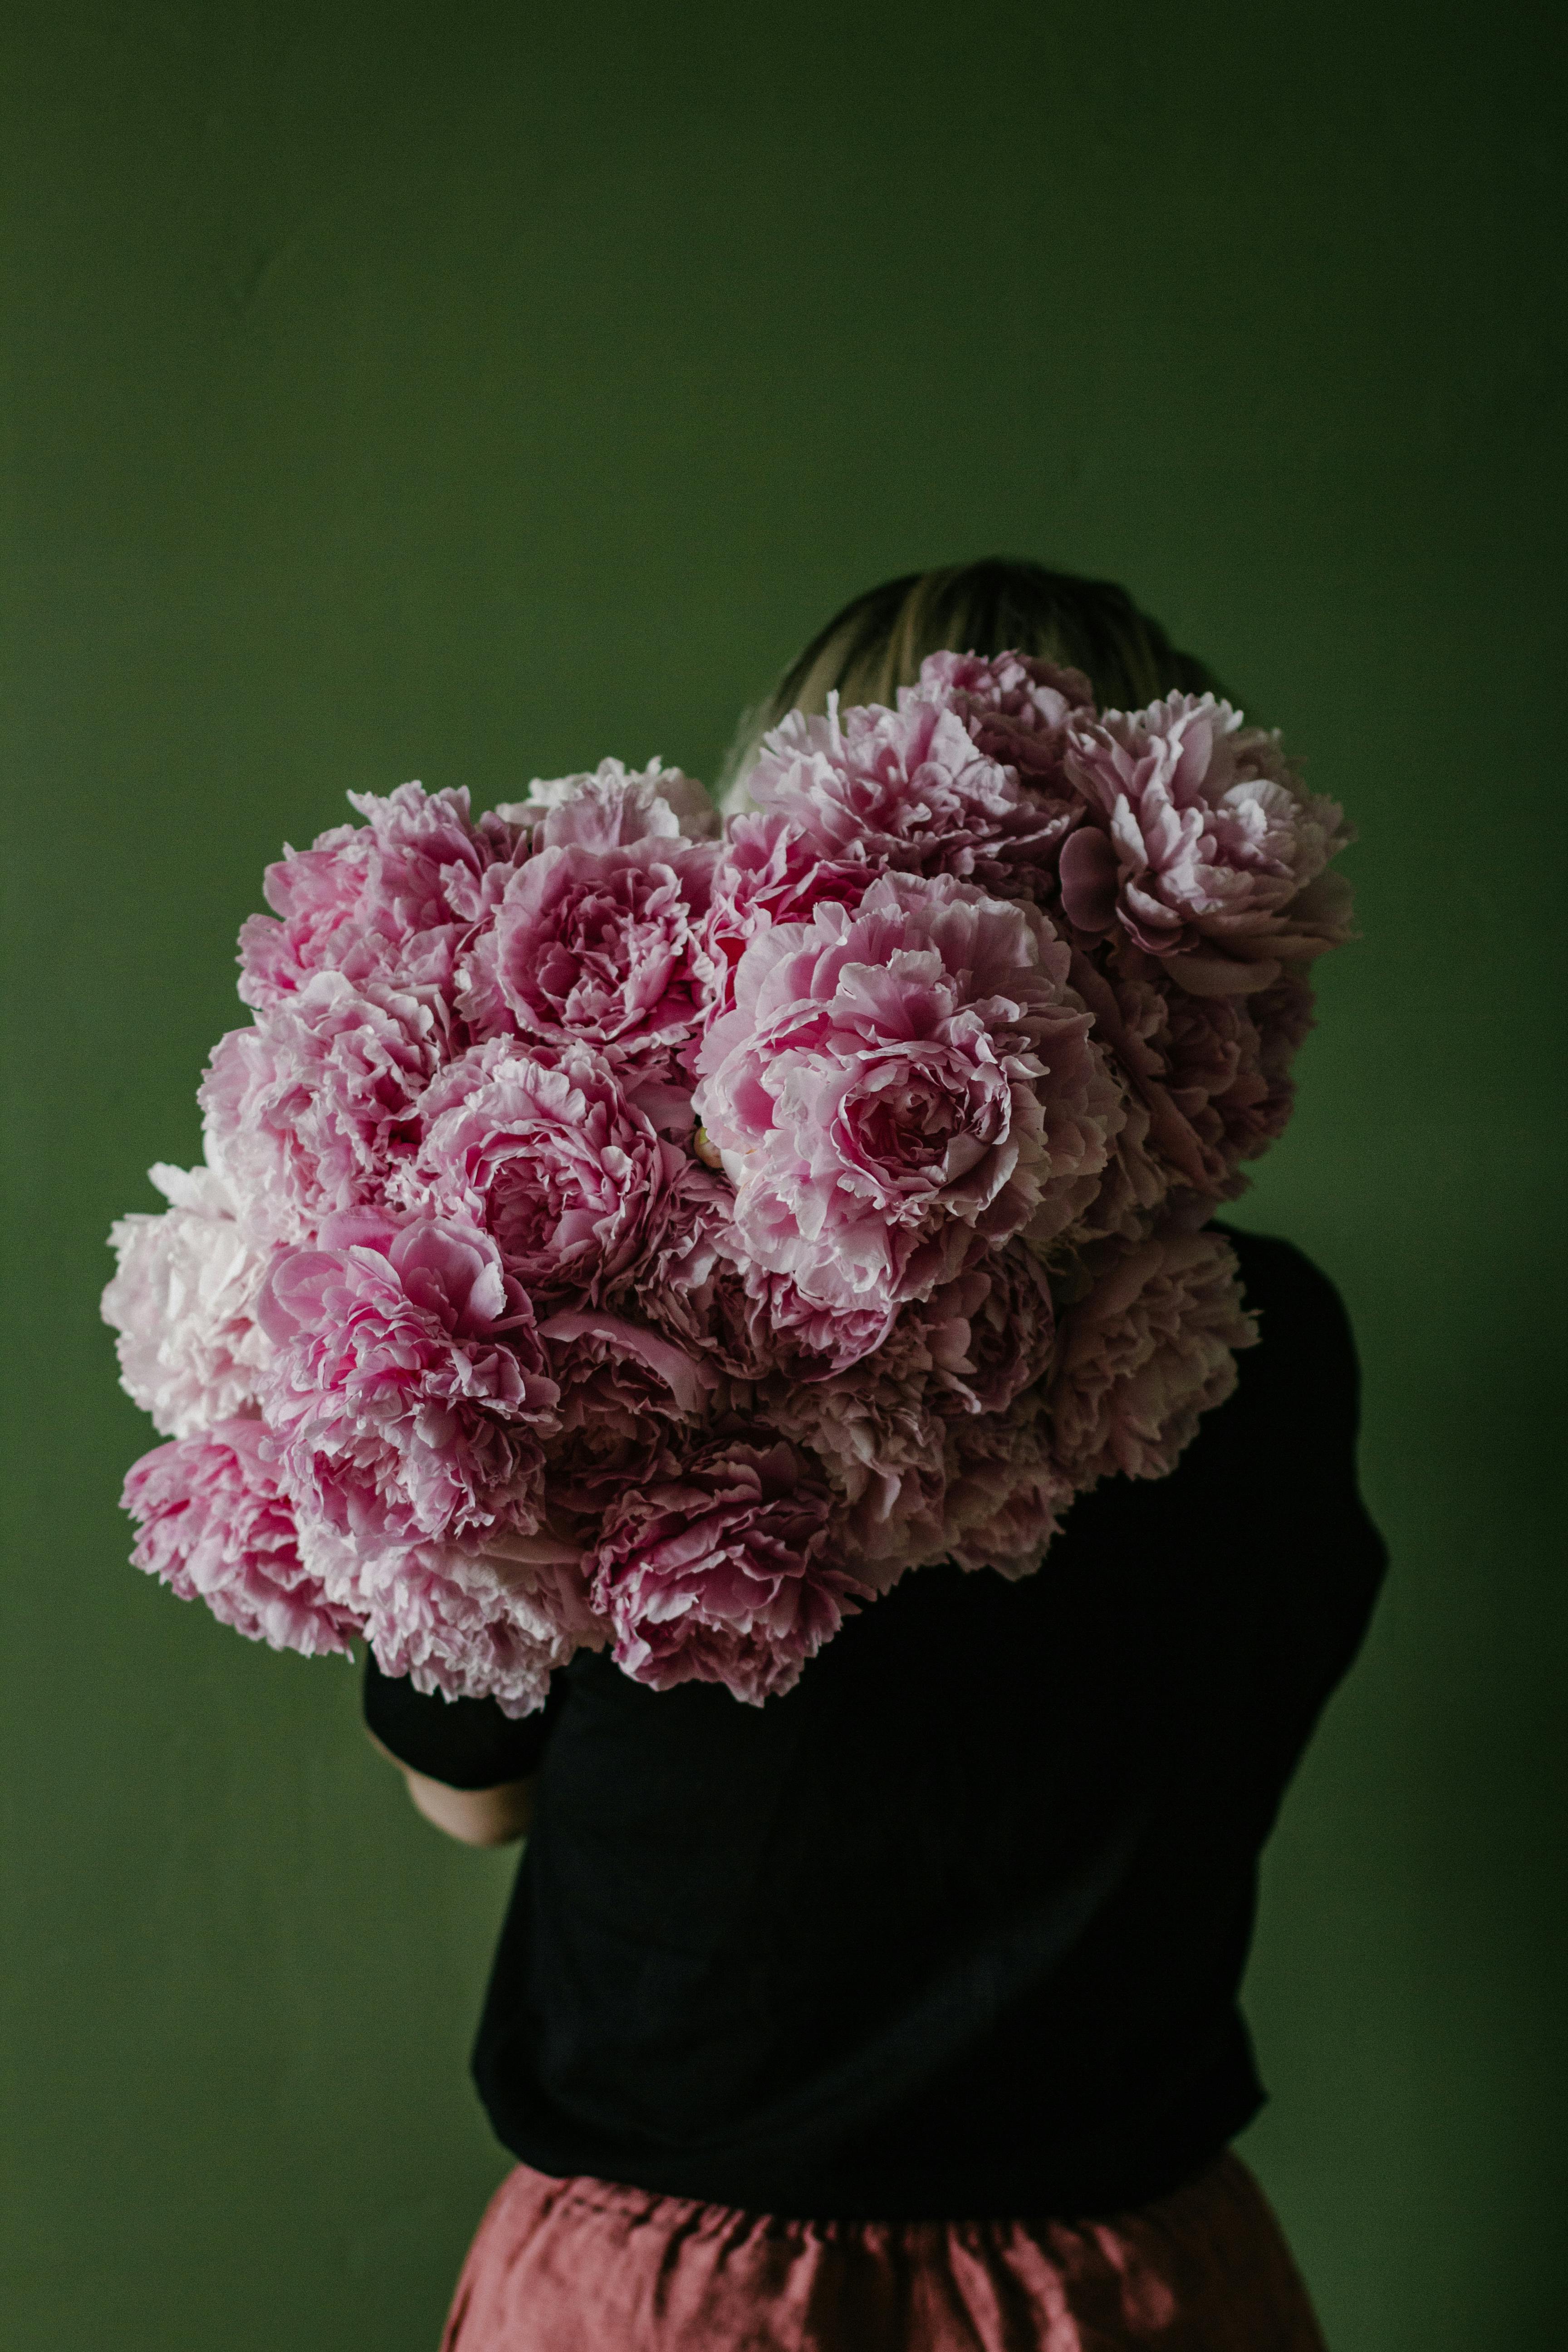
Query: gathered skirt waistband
440 2149 1327 2350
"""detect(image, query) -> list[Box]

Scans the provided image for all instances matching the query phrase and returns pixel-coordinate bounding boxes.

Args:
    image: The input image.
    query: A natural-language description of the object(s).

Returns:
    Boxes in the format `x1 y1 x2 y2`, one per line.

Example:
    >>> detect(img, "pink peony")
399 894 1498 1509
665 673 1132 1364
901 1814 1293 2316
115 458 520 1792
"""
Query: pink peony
1049 1227 1258 1486
541 1308 716 1438
704 811 872 1016
638 1190 896 1382
103 1162 273 1437
769 1317 949 1585
694 872 1124 1313
916 1240 1058 1419
941 1393 1070 1579
394 1039 697 1308
257 1209 558 1545
748 692 1072 891
201 971 449 1245
588 1438 865 1704
913 648 1093 784
238 781 520 1010
1209 970 1316 1168
299 1521 604 1718
1059 694 1353 995
459 832 720 1079
122 1419 358 1656
496 758 717 848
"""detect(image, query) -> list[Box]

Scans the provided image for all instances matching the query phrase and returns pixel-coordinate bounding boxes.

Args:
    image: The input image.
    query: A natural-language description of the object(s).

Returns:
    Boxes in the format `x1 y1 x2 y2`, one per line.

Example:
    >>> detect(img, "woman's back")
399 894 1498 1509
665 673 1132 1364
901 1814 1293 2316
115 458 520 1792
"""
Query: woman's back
371 1224 1386 2222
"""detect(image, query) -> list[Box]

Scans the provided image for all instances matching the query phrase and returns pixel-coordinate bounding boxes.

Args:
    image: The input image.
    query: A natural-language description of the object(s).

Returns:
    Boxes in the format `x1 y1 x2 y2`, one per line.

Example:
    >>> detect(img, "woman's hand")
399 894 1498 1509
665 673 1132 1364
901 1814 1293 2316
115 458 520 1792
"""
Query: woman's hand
365 1729 537 1847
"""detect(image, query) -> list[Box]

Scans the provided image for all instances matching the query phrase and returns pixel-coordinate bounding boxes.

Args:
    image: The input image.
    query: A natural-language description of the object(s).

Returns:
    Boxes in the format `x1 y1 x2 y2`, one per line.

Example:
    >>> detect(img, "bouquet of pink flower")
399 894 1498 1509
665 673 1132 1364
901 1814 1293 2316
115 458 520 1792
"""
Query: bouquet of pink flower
104 653 1354 1712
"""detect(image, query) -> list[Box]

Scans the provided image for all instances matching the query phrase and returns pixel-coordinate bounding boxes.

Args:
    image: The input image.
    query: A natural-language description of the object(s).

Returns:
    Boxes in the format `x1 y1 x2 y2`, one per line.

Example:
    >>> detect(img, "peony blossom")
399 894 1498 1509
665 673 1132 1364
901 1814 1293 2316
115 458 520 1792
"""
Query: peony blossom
588 1439 865 1704
942 1393 1070 1579
704 811 872 1016
1050 1226 1258 1486
912 647 1093 785
103 1161 273 1436
257 1209 558 1546
300 1520 605 1718
769 1317 949 1585
915 1240 1058 1419
459 832 720 1080
122 1419 358 1656
238 781 519 1009
1059 694 1353 993
695 871 1124 1312
496 758 717 847
112 671 1351 1713
748 691 1073 891
201 971 449 1245
393 1039 695 1308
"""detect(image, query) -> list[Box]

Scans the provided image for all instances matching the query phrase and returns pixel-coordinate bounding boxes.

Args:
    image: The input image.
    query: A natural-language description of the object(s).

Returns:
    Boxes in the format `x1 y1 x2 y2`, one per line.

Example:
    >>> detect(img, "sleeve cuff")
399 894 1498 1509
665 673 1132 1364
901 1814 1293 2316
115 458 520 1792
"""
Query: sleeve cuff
363 1651 567 1789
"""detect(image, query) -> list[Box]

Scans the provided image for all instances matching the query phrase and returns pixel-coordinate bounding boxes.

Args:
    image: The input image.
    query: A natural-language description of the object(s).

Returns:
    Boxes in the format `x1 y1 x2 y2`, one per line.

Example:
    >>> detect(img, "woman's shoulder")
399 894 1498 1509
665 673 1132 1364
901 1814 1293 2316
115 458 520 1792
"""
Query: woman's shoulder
1211 1220 1365 1437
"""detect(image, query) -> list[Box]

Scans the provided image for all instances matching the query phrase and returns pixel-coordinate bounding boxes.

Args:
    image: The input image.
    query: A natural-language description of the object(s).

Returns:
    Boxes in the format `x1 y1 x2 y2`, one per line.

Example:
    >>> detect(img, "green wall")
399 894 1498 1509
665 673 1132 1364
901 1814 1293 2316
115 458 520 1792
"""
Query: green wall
3 4 1561 2345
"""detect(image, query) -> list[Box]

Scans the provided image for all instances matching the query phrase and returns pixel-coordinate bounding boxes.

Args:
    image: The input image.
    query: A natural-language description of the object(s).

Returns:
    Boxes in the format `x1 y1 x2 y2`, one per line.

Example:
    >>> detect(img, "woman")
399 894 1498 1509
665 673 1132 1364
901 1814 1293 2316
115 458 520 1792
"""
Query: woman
366 558 1387 2350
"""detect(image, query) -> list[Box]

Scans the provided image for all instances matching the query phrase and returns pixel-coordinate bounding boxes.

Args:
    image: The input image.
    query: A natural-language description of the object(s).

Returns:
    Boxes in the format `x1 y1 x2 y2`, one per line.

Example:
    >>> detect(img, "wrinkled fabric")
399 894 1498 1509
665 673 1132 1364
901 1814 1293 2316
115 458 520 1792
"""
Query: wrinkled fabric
440 2152 1326 2352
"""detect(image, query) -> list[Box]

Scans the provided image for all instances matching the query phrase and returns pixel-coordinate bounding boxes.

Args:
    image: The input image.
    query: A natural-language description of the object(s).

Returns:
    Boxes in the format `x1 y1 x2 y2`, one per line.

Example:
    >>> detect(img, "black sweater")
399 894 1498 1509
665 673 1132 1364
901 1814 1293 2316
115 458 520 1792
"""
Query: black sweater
365 1225 1387 2221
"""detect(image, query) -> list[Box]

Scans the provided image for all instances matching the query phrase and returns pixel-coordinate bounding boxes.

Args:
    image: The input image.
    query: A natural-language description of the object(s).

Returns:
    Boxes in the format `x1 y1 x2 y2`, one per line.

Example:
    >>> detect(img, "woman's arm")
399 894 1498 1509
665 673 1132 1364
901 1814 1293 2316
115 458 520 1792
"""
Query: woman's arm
365 1728 537 1847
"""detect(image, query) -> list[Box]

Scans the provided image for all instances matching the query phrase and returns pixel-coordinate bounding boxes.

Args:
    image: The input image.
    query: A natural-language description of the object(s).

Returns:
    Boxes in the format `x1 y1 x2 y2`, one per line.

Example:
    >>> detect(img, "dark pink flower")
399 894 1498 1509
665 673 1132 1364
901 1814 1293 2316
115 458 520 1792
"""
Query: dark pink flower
257 1210 557 1545
916 1240 1058 1419
914 647 1093 784
769 1315 949 1585
540 1308 717 1440
704 812 872 1016
941 1394 1070 1578
1209 970 1317 1168
588 1438 865 1704
459 834 720 1079
122 1419 358 1656
395 1039 695 1307
238 781 520 1009
1050 1227 1258 1485
1059 694 1353 995
695 872 1124 1313
200 973 448 1244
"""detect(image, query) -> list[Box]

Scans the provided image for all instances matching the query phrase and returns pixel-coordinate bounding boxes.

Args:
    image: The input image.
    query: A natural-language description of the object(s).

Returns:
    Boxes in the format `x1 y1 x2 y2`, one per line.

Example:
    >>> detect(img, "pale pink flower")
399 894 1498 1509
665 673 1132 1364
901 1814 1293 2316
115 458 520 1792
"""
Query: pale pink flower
694 872 1124 1313
588 1438 864 1704
257 1209 557 1546
459 833 720 1079
300 1521 605 1719
1050 1227 1258 1486
200 972 448 1244
103 1162 273 1436
122 1419 358 1656
749 692 1070 890
496 758 717 847
1059 694 1353 994
394 1039 694 1307
238 781 520 1009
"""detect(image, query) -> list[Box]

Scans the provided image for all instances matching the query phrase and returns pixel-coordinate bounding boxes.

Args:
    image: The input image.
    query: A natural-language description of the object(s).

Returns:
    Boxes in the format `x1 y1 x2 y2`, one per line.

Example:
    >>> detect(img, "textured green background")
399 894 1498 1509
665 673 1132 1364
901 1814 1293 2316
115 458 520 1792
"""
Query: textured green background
2 4 1562 2346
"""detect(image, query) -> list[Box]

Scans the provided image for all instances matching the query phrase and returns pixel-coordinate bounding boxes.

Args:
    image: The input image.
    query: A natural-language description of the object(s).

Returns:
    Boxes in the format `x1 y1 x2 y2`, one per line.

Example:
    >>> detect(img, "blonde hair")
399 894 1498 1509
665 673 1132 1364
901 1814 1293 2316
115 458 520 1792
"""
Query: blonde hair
720 557 1223 808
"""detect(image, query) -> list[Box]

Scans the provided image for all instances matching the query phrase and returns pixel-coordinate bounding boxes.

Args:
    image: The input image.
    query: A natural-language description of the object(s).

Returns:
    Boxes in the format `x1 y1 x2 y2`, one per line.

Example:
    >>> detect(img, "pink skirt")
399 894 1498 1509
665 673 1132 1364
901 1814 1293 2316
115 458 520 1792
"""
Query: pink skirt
439 2152 1327 2351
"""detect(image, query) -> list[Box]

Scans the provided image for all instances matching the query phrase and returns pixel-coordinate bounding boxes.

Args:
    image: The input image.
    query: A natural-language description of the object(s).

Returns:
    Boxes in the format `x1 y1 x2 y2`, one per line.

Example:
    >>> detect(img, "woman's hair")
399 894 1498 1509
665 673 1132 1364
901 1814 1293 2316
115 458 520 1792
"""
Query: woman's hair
719 556 1224 805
